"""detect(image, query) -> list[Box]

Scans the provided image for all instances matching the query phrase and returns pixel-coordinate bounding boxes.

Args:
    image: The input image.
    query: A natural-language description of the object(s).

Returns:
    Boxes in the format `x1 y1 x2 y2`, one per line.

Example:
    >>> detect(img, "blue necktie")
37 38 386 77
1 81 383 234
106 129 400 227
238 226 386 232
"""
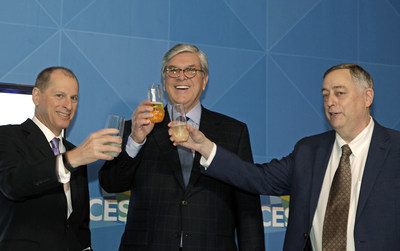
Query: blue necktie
178 146 193 187
177 117 193 187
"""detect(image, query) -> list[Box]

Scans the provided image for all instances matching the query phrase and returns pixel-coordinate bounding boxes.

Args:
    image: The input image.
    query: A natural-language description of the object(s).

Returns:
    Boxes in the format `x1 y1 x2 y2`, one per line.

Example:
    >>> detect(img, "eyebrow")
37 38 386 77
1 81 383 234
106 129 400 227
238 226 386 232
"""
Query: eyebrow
167 64 196 68
54 90 78 97
321 85 347 92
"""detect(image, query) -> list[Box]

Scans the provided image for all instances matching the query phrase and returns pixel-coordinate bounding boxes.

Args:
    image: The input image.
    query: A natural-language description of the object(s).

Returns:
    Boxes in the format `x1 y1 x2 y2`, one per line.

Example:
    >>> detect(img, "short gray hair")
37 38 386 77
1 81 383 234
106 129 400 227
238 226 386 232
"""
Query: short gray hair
161 44 209 80
323 63 374 91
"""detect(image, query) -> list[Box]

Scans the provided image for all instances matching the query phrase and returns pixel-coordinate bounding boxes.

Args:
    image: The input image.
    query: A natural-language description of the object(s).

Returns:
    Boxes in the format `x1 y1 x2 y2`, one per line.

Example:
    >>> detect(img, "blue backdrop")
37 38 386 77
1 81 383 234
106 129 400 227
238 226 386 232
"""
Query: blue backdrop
1 0 400 250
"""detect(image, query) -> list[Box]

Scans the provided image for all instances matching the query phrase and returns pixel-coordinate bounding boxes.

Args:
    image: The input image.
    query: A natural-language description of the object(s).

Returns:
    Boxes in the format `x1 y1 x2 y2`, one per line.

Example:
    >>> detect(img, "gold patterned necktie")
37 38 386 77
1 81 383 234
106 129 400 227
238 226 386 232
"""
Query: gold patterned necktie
322 144 352 250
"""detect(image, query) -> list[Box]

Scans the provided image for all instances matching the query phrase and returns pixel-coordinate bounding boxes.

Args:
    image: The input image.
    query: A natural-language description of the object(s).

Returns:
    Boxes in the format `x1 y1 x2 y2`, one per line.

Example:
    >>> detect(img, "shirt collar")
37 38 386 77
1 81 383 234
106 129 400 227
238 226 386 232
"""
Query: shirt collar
32 116 62 142
335 116 375 157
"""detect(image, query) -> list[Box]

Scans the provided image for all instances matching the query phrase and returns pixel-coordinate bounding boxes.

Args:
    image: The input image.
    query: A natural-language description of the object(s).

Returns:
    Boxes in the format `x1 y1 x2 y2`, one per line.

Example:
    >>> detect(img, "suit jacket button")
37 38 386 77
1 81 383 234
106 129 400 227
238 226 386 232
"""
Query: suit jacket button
181 200 188 205
303 233 309 239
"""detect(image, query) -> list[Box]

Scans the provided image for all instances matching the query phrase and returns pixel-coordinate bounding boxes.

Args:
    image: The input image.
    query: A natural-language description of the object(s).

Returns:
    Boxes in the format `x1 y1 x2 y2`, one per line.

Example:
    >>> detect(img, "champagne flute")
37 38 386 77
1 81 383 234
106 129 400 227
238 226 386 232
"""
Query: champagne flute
105 114 125 157
171 104 189 142
148 84 165 123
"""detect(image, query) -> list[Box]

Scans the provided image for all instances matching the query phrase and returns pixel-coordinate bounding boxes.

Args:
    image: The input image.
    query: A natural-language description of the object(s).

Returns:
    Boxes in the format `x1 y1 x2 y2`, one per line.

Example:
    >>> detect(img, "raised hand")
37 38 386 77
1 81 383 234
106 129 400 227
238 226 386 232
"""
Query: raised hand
168 123 214 159
64 128 123 168
130 100 156 144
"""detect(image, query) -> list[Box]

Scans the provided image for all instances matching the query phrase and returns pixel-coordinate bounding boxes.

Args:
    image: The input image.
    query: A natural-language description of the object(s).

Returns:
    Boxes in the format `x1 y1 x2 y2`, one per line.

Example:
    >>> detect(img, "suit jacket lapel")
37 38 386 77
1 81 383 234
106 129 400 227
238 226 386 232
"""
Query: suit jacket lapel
21 119 54 157
188 107 218 188
23 119 69 216
308 131 335 226
356 122 390 222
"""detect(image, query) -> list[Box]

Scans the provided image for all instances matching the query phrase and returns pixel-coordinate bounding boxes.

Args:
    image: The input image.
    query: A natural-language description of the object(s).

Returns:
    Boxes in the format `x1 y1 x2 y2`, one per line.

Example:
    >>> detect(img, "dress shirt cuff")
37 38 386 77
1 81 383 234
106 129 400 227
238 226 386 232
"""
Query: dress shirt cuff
200 143 217 170
126 134 146 158
82 247 92 251
56 155 71 183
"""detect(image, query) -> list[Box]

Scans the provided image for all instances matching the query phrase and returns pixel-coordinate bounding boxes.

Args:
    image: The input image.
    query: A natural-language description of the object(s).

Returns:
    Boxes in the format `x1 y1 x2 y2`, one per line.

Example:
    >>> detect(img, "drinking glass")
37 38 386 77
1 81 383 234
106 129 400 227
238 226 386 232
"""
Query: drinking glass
147 84 165 123
171 104 189 143
105 114 125 157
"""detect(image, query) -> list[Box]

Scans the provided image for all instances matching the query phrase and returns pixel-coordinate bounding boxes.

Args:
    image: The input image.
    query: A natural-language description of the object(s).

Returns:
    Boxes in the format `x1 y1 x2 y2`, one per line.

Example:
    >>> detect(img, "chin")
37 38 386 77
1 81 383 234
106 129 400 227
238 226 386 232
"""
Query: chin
331 123 345 132
174 100 189 106
58 121 71 130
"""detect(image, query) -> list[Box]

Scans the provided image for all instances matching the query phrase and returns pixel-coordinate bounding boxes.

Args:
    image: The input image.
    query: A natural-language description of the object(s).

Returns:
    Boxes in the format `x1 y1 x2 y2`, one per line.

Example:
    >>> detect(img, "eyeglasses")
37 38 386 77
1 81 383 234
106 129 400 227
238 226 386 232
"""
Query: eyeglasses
165 67 203 79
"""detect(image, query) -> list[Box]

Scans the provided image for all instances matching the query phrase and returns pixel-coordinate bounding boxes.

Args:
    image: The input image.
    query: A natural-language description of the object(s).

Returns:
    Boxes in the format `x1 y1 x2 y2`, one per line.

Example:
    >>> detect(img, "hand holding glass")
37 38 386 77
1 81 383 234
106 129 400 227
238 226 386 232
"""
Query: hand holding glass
171 104 189 143
105 115 125 157
148 84 165 123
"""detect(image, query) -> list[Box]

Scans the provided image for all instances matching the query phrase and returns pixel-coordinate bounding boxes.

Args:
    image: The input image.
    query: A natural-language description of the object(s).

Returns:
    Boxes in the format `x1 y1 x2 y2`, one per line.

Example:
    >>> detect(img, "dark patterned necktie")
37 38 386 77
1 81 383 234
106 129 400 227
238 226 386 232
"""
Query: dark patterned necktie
50 137 60 155
322 144 352 250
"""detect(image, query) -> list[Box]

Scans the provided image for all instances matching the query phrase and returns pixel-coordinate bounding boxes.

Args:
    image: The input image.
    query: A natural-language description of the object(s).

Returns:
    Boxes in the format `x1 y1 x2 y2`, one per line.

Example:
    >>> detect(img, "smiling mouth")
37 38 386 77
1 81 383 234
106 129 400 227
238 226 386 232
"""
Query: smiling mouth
57 111 70 118
175 85 189 90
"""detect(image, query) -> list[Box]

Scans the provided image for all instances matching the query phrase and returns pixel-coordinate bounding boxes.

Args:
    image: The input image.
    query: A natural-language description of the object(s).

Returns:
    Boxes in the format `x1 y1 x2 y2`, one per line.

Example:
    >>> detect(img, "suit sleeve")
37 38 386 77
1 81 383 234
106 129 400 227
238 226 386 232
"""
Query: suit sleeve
99 120 141 193
99 150 141 193
232 124 265 250
0 126 61 201
207 144 293 196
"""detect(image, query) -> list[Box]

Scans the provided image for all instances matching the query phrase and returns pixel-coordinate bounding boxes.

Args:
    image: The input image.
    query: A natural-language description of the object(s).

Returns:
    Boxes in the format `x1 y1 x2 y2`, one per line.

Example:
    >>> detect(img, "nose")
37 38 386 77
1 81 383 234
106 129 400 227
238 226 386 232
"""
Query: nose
177 69 187 80
63 97 73 110
325 93 336 107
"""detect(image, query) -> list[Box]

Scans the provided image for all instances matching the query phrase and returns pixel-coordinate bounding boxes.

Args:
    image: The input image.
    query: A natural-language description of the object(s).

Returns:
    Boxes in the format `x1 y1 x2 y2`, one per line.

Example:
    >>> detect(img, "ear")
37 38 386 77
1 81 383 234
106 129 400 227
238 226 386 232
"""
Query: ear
364 88 374 108
32 87 41 106
202 74 208 91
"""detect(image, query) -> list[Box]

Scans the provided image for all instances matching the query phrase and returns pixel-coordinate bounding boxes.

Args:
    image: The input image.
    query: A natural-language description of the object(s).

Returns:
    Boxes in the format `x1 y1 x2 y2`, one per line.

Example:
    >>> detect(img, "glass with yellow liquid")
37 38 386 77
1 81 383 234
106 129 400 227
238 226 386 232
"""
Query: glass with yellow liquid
171 104 189 142
148 84 165 123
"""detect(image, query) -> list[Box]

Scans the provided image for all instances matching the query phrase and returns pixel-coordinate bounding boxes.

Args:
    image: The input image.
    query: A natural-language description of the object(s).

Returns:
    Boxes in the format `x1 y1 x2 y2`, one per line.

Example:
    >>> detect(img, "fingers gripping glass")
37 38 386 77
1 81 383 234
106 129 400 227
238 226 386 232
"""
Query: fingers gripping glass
165 67 203 79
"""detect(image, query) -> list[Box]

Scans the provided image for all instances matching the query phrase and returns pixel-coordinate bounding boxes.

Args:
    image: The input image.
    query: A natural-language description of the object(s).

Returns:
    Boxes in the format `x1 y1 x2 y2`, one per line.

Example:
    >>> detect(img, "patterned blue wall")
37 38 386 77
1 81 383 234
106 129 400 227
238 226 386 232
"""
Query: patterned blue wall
1 0 399 250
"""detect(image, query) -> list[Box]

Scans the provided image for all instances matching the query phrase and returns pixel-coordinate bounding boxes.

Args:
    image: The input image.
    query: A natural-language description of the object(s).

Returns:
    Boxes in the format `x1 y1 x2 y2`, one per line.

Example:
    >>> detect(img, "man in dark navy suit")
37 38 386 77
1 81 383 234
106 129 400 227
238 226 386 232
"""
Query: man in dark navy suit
172 64 400 251
100 44 265 251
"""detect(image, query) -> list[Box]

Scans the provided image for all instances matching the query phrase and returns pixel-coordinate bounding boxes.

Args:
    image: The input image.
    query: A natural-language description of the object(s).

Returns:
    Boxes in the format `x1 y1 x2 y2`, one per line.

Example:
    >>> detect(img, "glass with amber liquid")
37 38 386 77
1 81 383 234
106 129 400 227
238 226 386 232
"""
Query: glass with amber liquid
171 104 189 142
148 84 165 123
